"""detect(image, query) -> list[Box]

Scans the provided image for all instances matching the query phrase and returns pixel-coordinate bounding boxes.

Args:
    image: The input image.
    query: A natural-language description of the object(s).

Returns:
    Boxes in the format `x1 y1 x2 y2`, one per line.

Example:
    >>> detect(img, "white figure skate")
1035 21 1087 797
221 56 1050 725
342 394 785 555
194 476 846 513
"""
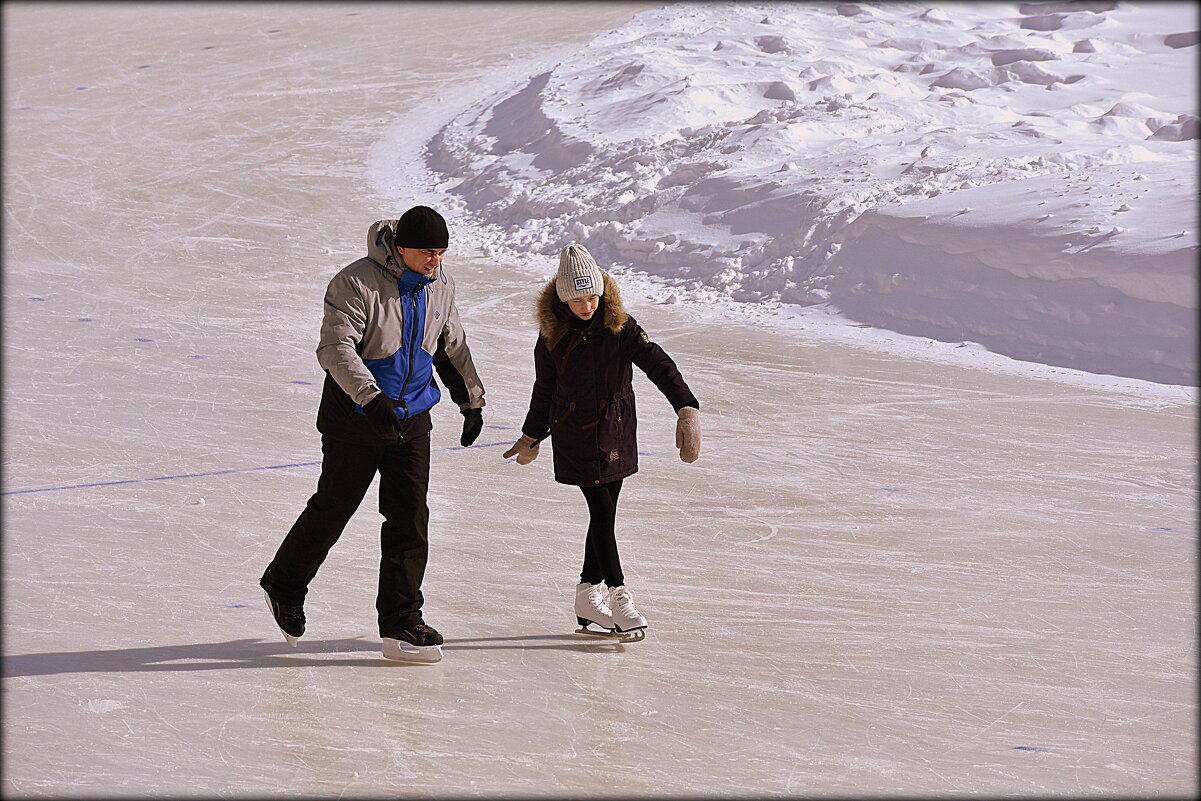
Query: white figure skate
607 585 647 642
574 582 615 635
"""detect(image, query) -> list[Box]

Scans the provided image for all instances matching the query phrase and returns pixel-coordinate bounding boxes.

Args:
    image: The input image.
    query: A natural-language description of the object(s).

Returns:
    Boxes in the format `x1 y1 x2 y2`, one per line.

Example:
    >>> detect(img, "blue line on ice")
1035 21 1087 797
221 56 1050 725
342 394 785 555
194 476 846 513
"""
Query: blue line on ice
3 462 324 496
4 439 524 495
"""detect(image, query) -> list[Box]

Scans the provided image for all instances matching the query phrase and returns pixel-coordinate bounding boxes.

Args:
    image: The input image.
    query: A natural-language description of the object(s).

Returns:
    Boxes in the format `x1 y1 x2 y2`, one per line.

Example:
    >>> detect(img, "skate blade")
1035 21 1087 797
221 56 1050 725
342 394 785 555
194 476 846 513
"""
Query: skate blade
574 624 617 637
264 591 299 648
575 625 644 642
381 638 443 663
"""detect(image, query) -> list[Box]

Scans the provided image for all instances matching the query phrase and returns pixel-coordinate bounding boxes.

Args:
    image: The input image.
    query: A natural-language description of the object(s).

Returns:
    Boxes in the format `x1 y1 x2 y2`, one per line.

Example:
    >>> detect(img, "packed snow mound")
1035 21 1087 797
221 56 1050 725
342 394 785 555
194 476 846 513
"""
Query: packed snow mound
828 161 1197 385
421 1 1198 384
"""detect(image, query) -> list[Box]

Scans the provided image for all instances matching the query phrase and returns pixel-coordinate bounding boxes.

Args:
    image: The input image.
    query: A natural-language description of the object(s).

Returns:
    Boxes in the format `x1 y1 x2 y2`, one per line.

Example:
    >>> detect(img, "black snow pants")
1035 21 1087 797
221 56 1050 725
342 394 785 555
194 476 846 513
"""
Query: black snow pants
579 478 625 588
260 418 431 637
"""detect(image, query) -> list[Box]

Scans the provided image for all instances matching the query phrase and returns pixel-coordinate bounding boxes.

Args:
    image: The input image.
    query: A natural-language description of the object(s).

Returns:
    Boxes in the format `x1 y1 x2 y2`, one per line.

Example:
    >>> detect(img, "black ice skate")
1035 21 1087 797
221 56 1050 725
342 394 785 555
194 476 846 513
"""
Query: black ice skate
263 590 305 647
382 621 444 663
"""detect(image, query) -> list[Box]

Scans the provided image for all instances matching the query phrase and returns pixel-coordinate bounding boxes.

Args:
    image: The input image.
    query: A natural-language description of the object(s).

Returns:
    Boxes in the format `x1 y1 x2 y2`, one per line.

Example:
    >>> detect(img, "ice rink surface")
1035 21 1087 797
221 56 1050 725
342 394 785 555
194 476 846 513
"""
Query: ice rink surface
3 4 1196 798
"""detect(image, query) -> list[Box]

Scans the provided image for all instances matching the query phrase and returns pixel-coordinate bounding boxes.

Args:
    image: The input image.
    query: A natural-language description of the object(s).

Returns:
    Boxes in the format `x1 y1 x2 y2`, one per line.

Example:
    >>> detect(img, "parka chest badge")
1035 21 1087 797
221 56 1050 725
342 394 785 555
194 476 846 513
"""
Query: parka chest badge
432 310 441 322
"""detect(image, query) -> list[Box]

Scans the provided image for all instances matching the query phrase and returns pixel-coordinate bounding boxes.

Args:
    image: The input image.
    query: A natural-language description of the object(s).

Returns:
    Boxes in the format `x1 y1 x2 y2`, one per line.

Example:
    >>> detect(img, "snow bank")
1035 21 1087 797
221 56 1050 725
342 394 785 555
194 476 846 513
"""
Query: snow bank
417 1 1198 385
828 161 1196 385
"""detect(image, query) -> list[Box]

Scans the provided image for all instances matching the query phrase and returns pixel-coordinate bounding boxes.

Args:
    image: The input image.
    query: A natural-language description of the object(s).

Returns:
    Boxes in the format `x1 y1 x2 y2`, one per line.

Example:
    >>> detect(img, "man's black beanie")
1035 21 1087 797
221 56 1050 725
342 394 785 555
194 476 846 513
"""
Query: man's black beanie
394 205 449 249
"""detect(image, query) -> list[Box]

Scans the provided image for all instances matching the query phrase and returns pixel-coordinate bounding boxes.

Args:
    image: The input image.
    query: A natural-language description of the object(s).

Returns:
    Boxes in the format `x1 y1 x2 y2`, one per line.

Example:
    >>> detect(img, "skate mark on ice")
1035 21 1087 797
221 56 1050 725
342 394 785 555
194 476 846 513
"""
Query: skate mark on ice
736 516 779 546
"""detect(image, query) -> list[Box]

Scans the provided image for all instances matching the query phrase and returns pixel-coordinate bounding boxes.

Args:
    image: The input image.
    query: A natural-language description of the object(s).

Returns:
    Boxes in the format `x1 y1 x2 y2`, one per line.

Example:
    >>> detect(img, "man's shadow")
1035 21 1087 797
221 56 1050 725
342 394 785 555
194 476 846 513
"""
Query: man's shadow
4 633 632 677
4 638 388 677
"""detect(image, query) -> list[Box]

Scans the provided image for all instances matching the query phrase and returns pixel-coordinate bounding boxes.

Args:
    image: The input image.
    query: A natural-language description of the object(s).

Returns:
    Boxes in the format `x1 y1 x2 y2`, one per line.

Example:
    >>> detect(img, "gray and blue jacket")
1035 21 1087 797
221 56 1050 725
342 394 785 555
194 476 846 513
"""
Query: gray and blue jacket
314 219 485 442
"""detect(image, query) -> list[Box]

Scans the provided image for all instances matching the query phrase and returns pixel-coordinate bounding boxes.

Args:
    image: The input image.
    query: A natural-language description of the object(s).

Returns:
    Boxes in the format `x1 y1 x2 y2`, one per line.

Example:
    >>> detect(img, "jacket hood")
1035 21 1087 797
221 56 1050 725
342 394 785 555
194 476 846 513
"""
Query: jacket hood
366 220 408 280
536 271 627 349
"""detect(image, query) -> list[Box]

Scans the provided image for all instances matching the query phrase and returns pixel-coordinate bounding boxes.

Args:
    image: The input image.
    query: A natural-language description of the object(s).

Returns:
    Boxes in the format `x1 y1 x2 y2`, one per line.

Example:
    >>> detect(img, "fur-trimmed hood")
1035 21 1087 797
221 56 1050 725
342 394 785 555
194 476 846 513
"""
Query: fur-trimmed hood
520 268 698 486
536 271 627 349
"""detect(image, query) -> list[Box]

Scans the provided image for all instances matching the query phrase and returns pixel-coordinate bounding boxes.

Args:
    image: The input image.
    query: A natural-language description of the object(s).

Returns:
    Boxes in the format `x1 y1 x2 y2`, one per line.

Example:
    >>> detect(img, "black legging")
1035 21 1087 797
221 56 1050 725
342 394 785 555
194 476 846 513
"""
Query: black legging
579 479 625 587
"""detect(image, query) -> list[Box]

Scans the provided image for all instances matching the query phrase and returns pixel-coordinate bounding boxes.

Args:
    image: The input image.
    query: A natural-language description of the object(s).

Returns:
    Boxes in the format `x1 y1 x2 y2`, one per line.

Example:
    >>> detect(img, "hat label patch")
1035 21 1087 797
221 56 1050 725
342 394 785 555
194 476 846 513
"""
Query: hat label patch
574 276 594 291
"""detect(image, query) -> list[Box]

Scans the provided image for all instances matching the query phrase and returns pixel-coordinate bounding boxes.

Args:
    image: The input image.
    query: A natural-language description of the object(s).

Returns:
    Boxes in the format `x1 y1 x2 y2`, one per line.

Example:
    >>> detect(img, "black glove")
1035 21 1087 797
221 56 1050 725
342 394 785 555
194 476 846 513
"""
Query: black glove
460 407 483 447
364 394 401 436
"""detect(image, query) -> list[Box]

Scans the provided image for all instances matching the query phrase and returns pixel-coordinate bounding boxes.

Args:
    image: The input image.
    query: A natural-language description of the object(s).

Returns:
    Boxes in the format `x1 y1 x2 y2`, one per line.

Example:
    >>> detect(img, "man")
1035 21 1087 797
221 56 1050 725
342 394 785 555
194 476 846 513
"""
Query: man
261 206 485 663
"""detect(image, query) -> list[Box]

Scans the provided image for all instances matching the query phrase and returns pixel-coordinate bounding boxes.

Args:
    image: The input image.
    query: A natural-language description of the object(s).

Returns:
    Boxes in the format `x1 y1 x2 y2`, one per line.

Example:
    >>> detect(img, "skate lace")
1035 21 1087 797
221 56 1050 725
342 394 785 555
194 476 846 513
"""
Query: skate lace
406 622 442 645
612 589 638 618
586 586 611 613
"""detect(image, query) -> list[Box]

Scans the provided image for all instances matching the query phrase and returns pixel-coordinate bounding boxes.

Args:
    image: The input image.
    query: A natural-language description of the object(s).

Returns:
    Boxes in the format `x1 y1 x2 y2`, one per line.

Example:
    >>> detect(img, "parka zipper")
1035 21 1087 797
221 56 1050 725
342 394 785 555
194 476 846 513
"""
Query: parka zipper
396 282 422 419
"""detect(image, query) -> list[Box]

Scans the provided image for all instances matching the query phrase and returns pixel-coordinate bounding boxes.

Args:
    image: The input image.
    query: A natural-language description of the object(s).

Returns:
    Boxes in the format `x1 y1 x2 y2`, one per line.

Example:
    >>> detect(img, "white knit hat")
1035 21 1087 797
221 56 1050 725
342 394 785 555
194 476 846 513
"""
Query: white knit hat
555 243 605 302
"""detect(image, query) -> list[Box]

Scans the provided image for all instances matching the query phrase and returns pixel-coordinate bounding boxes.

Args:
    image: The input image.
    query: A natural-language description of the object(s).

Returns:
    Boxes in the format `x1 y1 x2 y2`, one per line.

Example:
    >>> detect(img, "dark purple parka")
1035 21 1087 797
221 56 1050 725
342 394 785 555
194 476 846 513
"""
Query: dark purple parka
520 272 698 487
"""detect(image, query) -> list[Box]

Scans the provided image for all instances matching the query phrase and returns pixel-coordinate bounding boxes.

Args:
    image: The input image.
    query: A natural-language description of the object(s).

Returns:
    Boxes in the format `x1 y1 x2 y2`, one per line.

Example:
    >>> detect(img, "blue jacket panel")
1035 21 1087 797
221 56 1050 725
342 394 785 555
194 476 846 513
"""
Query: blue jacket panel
360 269 439 418
315 219 486 443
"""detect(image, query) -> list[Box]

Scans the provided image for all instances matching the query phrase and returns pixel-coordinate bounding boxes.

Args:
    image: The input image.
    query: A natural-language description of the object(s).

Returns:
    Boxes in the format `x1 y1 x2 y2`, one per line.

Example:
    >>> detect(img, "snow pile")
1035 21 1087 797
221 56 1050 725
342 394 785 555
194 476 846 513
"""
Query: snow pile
417 1 1198 385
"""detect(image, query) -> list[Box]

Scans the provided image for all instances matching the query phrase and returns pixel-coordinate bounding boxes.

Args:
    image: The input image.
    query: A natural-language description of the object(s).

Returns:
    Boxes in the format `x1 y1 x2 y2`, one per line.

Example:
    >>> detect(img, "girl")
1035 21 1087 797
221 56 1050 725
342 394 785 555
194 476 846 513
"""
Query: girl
503 243 701 636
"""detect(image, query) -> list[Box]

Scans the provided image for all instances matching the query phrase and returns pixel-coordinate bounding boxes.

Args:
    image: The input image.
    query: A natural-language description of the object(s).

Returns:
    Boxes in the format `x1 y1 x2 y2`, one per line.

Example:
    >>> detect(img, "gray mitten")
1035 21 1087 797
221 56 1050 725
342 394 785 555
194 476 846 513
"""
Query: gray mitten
675 406 701 463
502 435 540 465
